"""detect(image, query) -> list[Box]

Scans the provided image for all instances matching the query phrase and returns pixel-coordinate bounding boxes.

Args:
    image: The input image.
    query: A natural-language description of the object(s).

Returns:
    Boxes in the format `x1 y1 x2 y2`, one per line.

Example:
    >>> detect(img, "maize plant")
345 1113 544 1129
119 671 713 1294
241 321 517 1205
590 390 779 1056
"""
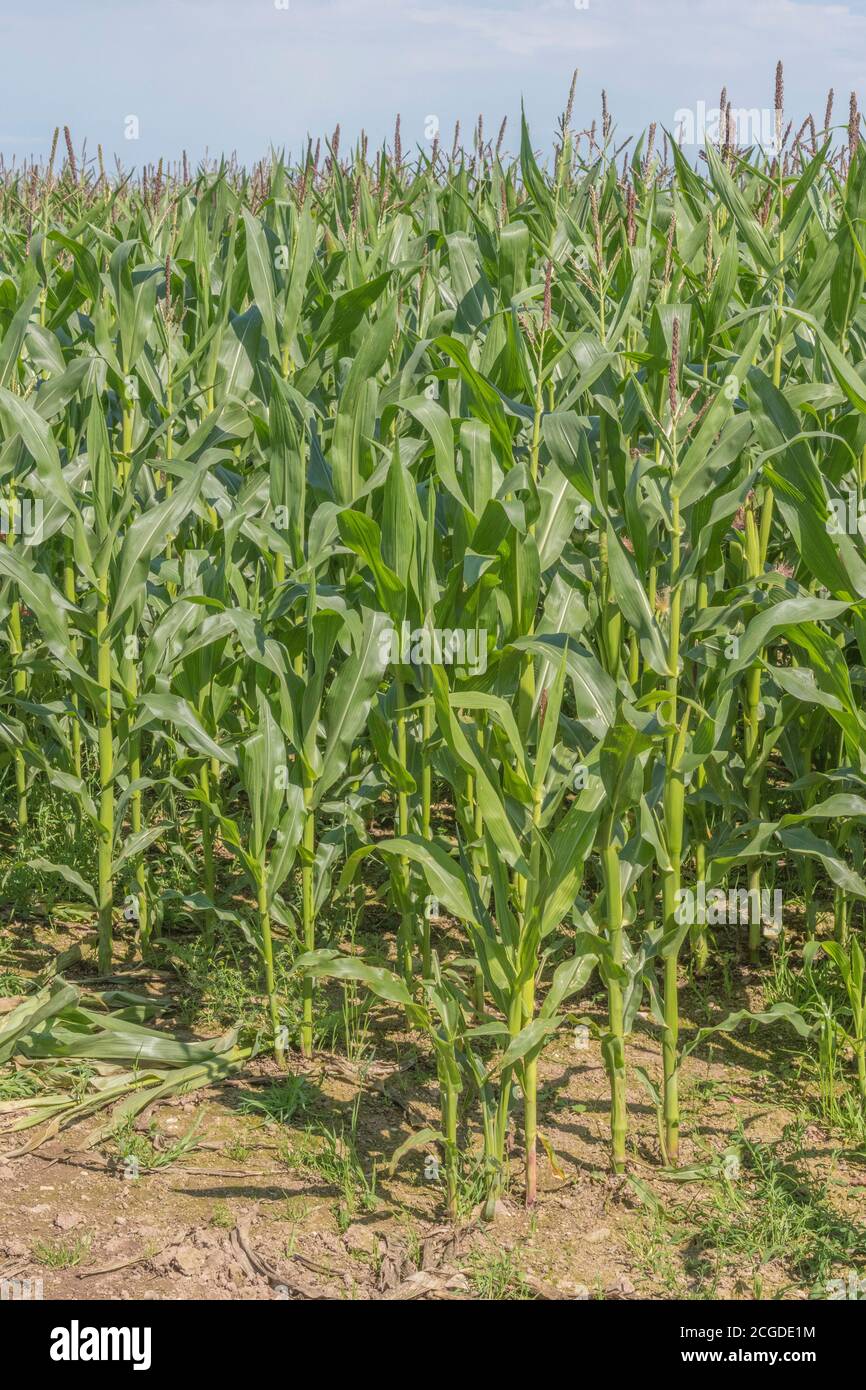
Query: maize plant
2 73 866 1221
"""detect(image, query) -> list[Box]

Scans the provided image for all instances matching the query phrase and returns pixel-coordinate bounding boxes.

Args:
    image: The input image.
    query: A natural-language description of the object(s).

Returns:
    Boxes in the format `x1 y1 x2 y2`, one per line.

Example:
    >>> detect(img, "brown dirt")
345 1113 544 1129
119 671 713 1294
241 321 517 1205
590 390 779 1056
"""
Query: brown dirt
1 924 864 1301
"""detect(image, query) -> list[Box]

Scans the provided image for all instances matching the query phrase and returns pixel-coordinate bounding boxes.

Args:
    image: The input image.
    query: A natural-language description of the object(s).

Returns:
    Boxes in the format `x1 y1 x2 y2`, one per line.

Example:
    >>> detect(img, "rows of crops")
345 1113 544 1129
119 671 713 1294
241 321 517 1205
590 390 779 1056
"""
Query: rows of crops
2 74 866 1218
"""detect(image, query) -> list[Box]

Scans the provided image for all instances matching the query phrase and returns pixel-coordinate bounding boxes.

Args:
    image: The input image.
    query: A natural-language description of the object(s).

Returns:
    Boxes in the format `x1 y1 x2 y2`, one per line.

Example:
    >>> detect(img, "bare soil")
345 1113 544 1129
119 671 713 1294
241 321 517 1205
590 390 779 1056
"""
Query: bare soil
2 922 864 1301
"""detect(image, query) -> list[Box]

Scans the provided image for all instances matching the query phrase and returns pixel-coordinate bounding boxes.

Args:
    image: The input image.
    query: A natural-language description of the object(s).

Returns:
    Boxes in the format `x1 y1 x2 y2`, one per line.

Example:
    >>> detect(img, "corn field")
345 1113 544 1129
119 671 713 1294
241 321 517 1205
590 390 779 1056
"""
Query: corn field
2 74 866 1240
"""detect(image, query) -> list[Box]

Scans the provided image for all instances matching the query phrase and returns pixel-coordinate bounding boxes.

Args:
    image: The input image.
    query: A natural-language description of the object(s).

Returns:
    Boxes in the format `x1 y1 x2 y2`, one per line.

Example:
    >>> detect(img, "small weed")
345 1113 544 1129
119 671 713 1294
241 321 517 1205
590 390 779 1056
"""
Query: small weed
110 1116 205 1173
32 1234 91 1269
277 1195 311 1224
465 1248 531 1300
0 1068 42 1101
236 1074 314 1124
279 1103 377 1231
210 1202 235 1229
225 1137 252 1163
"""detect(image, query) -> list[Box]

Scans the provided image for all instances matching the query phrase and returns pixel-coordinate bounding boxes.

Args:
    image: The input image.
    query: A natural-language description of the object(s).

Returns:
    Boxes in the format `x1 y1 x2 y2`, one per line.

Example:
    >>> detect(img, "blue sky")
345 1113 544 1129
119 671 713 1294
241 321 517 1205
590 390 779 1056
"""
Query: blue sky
2 0 864 167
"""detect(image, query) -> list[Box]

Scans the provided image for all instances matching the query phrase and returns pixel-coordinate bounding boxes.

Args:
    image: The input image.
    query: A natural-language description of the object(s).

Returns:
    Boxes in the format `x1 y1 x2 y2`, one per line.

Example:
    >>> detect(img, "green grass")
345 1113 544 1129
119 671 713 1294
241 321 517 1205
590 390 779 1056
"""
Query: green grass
32 1234 91 1269
210 1201 235 1229
691 1136 865 1294
236 1075 315 1124
110 1116 205 1173
0 1068 43 1101
465 1248 532 1300
278 1109 378 1232
628 1131 866 1297
224 1137 253 1163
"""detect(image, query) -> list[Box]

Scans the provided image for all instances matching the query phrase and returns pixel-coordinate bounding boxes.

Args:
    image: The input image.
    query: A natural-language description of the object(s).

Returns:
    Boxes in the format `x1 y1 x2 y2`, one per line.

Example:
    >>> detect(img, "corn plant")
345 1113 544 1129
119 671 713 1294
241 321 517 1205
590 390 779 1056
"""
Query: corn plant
2 77 866 1220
